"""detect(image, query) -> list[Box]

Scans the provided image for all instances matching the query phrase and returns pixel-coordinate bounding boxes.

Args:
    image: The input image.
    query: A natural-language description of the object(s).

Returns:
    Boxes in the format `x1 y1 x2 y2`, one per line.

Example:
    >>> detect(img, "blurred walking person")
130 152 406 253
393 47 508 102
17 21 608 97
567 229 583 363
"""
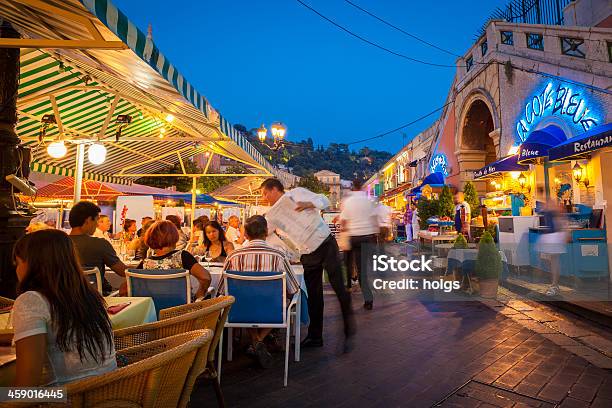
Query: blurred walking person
260 178 355 351
340 179 379 310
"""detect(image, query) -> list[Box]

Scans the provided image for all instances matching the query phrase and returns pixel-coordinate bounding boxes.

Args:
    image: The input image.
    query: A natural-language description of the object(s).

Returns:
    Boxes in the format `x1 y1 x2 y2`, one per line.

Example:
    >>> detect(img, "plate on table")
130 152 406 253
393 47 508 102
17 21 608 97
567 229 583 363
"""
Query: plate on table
202 262 224 268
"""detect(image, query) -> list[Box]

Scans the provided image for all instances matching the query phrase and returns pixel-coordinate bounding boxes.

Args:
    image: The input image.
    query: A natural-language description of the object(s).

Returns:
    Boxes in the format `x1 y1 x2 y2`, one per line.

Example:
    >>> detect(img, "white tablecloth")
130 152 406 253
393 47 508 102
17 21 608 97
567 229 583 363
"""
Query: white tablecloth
107 264 306 294
204 264 306 294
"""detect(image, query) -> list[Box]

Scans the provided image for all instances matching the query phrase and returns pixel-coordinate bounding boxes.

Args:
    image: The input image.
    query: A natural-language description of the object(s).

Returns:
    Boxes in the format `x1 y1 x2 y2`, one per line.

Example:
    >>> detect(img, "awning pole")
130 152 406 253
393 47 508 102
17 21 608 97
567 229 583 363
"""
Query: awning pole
73 143 85 204
191 177 197 230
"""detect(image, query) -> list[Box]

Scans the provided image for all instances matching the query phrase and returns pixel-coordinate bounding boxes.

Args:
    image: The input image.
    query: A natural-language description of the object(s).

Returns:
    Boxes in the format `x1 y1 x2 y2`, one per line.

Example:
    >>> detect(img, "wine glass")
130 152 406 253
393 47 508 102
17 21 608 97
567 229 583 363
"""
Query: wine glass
204 250 213 268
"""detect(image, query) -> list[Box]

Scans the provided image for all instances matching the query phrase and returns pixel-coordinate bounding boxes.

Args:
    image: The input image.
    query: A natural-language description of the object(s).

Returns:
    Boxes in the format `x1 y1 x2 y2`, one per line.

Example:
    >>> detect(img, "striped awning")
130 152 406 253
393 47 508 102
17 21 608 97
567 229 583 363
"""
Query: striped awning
33 176 122 201
211 176 269 204
1 0 275 183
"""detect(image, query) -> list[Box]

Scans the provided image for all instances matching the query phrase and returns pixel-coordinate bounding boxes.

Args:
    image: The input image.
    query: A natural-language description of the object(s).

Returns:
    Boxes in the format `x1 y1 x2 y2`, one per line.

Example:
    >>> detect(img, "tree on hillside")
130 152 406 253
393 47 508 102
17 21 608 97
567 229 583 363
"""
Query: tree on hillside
297 174 330 195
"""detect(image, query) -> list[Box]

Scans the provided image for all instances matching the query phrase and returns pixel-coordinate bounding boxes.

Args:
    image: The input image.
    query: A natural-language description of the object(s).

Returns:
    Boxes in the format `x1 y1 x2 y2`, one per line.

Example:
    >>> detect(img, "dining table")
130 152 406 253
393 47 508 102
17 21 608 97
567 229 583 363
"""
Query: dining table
0 311 15 386
105 296 157 330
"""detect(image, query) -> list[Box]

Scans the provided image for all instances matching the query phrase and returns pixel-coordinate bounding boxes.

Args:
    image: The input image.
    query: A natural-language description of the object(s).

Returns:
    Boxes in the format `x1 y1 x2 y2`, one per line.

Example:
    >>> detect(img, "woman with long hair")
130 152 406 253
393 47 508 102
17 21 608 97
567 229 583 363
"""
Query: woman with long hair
11 229 116 386
194 221 234 262
140 220 211 298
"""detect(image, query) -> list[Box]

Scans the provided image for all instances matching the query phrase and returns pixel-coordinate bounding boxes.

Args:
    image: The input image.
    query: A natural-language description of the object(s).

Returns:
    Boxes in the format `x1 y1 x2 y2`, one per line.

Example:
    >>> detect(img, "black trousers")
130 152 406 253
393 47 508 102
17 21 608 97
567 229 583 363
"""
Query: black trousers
347 234 377 303
301 235 354 340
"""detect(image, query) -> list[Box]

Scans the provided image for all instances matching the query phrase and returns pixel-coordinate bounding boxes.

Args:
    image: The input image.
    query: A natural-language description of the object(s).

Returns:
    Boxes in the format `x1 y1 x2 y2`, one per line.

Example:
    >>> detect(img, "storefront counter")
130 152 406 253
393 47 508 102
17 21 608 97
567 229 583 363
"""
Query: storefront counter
528 228 608 278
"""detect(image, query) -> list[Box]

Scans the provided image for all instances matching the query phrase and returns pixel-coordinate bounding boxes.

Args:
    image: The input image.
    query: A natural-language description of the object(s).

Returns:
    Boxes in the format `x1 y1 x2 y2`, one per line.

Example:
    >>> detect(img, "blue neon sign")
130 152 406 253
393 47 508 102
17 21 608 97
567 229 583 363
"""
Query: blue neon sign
516 81 602 142
430 153 449 176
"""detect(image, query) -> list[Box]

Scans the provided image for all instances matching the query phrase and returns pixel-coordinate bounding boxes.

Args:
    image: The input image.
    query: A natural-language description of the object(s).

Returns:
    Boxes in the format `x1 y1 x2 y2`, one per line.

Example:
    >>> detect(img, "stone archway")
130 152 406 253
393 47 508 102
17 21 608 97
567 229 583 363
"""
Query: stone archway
456 92 499 193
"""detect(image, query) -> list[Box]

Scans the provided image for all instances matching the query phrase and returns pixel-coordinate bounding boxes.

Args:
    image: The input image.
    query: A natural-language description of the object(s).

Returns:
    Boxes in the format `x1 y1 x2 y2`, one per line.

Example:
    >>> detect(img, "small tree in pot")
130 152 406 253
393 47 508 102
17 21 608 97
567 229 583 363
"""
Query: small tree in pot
453 233 468 249
475 231 502 298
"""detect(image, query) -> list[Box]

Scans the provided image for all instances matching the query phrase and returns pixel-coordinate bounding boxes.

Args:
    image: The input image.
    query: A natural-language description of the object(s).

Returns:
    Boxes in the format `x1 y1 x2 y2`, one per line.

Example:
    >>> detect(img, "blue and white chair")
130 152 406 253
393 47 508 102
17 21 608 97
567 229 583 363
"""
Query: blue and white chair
125 269 191 316
222 271 300 387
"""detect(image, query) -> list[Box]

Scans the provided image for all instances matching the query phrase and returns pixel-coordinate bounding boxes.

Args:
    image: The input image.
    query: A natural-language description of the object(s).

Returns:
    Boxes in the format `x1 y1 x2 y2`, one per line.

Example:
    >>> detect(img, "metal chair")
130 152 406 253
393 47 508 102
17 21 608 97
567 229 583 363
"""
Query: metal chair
83 267 102 294
126 268 191 316
223 271 299 387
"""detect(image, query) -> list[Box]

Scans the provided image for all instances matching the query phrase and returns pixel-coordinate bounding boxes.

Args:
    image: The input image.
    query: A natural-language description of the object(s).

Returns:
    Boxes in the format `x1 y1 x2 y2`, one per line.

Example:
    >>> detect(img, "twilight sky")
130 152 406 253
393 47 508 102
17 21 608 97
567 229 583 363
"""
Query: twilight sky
114 0 508 153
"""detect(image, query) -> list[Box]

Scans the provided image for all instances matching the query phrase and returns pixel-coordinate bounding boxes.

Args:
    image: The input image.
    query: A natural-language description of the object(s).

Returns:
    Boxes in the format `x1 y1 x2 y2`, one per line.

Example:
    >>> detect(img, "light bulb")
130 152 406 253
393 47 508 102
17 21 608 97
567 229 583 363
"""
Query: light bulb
165 114 175 122
47 141 67 158
88 143 107 165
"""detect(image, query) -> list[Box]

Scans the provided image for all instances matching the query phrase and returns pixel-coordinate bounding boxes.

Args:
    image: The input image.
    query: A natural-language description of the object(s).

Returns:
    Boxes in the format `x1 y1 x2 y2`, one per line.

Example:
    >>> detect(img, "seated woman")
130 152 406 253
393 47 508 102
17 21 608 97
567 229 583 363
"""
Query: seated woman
193 221 234 262
11 229 116 386
134 219 155 260
139 220 211 298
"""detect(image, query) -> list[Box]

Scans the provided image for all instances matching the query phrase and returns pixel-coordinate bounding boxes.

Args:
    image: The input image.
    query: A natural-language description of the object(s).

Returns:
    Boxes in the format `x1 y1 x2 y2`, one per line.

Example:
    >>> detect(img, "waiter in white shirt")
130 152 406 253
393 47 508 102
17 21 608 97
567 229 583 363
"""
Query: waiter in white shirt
261 178 355 351
339 179 379 310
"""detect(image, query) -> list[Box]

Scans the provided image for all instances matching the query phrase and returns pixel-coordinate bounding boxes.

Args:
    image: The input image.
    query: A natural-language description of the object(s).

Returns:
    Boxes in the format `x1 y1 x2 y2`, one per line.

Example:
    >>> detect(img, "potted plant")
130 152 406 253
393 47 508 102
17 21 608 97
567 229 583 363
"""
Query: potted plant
475 231 502 298
453 233 468 249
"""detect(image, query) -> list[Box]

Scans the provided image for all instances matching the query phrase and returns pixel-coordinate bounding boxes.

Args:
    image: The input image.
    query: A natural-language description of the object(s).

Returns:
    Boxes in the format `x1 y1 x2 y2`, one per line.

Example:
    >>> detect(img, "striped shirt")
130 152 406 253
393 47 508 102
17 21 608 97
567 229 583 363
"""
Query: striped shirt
219 239 299 295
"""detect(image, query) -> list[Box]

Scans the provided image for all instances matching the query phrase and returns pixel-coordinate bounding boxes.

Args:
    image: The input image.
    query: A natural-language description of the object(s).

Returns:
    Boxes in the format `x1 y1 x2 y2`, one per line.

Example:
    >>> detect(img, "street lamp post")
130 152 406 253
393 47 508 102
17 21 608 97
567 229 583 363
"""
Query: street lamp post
257 122 286 150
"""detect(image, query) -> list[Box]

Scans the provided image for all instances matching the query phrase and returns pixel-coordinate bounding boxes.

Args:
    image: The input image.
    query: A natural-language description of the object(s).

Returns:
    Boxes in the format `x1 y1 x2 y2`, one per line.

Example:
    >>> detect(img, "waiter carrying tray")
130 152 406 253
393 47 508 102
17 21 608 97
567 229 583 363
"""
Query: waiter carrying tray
260 178 356 352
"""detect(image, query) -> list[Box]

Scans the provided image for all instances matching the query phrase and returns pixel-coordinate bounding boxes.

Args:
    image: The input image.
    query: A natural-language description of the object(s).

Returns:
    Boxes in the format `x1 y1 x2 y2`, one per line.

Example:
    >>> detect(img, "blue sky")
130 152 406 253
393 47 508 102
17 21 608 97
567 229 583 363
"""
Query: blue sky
114 0 508 153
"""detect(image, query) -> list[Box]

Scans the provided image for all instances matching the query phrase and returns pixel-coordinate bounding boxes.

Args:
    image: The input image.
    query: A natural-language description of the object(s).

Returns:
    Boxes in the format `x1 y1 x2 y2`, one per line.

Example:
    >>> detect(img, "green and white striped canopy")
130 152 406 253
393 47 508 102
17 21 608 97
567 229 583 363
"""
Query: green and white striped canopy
0 0 275 183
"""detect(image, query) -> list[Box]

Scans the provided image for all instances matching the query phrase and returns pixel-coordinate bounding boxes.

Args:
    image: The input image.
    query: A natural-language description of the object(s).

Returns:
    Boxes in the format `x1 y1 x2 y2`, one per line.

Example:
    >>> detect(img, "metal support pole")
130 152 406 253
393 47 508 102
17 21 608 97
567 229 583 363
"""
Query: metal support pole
73 143 85 204
191 177 197 230
0 20 31 298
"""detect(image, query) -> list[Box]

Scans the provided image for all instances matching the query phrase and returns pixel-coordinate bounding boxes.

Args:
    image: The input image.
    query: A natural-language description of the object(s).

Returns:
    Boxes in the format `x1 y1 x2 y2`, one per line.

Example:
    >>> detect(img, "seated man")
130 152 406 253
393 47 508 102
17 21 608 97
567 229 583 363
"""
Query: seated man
221 215 299 368
68 201 127 295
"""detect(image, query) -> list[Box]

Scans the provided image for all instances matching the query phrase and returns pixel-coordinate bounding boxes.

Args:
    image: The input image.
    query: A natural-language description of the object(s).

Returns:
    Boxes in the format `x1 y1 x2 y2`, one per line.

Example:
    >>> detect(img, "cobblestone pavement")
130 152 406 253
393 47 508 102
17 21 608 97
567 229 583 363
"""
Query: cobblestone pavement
191 290 612 408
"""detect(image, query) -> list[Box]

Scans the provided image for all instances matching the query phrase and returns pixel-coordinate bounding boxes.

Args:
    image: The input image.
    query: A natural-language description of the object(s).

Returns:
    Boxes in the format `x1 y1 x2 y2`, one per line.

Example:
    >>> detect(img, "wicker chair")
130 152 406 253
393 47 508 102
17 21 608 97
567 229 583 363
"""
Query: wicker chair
0 296 14 308
5 330 213 408
113 296 233 351
158 296 235 407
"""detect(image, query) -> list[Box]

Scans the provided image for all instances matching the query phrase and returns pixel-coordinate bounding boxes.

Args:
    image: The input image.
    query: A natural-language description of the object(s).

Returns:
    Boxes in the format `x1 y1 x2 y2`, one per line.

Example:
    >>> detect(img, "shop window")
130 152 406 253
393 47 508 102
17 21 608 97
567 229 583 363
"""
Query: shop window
501 30 513 45
526 33 544 51
481 40 488 56
466 55 474 72
560 37 585 58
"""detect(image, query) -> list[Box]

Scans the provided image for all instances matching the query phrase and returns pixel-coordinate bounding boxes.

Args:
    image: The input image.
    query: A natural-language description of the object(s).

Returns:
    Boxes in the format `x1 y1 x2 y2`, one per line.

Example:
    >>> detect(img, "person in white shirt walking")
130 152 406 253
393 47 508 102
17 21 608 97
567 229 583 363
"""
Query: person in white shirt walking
93 214 112 242
261 178 355 351
339 179 379 310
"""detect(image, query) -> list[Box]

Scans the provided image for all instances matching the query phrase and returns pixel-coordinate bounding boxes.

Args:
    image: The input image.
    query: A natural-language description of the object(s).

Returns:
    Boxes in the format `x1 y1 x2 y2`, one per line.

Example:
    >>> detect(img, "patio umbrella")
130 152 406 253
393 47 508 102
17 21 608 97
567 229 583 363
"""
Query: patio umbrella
34 177 123 201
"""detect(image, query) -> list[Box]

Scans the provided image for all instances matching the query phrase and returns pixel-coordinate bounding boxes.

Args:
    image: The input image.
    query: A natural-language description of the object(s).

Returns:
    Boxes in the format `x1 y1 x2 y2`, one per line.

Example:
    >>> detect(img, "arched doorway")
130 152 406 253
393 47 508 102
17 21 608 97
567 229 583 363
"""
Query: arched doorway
458 98 497 193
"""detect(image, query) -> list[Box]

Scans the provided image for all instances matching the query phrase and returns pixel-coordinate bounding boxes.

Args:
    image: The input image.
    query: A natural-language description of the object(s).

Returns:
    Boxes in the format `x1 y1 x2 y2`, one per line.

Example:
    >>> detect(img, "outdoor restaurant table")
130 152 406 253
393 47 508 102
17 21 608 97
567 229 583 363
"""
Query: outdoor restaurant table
446 248 509 276
418 231 458 252
0 347 16 387
202 263 307 294
0 311 15 386
105 296 157 330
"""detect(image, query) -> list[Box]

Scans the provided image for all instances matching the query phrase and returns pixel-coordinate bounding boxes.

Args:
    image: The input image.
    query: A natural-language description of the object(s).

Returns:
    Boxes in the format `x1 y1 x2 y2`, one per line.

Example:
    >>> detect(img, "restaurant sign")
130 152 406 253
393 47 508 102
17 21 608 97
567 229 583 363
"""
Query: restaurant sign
473 165 497 179
429 153 449 176
548 124 612 161
516 81 601 142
